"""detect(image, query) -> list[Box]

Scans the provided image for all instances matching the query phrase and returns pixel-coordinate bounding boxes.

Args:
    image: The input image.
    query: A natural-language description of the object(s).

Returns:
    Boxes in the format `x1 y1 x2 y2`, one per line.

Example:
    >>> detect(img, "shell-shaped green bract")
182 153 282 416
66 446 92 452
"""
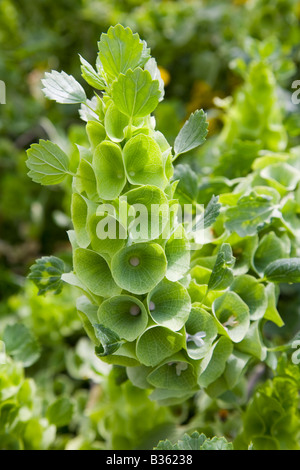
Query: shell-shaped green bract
124 185 169 241
104 103 130 142
185 307 218 360
136 326 185 367
93 141 126 200
147 356 197 391
213 291 250 343
87 212 126 258
73 248 121 297
71 193 90 248
111 242 167 295
165 225 190 282
98 295 148 341
147 278 191 331
86 121 106 149
123 134 167 188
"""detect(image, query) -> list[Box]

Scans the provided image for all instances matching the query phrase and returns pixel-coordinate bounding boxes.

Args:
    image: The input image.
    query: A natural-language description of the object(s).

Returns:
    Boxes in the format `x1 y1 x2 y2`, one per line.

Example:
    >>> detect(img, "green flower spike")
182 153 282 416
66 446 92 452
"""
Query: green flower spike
27 25 291 406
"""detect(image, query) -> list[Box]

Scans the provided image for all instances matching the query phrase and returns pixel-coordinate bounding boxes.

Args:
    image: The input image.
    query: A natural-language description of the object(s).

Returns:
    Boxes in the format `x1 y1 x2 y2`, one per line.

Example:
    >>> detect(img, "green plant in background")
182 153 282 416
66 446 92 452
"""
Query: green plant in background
25 25 297 416
0 359 56 450
235 357 300 450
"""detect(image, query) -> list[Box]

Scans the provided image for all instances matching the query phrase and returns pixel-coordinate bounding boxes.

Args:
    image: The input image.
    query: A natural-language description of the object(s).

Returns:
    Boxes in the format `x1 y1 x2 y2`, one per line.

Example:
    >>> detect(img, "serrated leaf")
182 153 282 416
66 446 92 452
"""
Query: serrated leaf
173 164 199 205
144 57 165 101
98 25 144 80
26 140 70 185
112 68 160 118
3 324 40 367
94 324 123 356
207 243 235 292
79 55 106 90
203 195 222 229
225 193 274 237
174 109 208 158
28 256 65 295
154 432 233 451
42 70 86 104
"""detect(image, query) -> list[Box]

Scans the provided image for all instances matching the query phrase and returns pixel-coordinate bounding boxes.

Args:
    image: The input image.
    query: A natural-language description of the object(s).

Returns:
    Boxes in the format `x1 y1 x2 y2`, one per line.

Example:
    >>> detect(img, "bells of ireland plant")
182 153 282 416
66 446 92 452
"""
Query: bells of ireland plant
26 25 283 406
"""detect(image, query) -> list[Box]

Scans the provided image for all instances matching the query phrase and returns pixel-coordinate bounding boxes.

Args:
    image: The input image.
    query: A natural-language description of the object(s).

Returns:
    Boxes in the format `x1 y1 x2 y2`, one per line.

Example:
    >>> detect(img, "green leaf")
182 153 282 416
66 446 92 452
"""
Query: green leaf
196 195 222 231
26 140 70 185
225 193 274 237
136 326 184 367
42 70 86 104
207 243 235 292
264 283 284 327
28 256 65 295
123 134 167 188
264 258 300 283
73 247 121 297
200 436 234 450
111 242 167 295
79 55 106 90
98 25 143 80
97 295 148 341
174 109 208 158
147 278 191 331
93 141 126 200
94 324 123 356
46 397 74 427
173 164 198 205
144 57 165 101
261 162 300 194
3 324 40 367
112 68 160 118
154 432 233 450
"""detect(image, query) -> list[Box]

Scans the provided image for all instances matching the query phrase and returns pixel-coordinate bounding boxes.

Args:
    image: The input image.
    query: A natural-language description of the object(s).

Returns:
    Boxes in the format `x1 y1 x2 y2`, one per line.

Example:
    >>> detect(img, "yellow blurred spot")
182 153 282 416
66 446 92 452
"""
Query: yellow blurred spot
187 80 225 115
233 0 248 4
158 66 171 86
